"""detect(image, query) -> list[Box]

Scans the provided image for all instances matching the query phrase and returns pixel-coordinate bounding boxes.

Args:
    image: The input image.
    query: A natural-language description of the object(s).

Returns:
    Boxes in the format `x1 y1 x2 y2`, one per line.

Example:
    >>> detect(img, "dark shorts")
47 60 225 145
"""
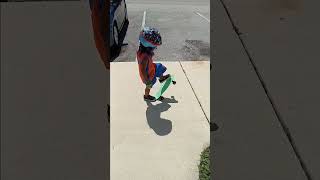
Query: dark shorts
151 63 167 85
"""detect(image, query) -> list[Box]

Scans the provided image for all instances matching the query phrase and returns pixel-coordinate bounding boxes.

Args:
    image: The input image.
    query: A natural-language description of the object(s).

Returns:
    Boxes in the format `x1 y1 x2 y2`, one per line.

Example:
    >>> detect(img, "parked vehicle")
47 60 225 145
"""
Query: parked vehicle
110 0 129 49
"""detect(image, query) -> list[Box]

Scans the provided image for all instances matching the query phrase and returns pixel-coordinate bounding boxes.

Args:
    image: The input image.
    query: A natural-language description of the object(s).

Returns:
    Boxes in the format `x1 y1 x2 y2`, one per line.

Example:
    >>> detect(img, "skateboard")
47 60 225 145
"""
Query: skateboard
155 75 176 100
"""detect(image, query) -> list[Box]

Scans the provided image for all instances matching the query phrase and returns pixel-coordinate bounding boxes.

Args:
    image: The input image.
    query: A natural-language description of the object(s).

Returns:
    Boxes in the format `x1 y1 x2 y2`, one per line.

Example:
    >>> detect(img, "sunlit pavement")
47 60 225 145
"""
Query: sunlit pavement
111 61 210 180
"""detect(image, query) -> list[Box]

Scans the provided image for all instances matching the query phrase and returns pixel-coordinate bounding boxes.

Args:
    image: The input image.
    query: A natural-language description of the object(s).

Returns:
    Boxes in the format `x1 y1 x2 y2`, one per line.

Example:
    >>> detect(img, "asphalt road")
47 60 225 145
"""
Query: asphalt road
114 0 210 62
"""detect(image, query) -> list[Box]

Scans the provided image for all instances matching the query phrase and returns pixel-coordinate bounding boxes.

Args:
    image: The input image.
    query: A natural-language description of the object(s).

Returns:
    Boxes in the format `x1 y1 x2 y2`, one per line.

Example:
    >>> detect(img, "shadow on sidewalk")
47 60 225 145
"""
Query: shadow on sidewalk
145 96 178 136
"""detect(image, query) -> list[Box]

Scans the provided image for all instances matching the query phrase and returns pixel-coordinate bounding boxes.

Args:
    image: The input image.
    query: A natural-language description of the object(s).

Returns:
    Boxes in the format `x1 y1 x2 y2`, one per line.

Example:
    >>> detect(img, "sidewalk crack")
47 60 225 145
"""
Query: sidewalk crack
218 0 312 179
178 61 210 124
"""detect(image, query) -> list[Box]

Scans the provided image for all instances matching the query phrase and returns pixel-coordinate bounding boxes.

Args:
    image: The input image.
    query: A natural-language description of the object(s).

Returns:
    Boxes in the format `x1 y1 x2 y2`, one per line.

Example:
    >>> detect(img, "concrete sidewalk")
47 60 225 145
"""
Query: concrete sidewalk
111 61 209 180
217 0 320 179
212 0 306 180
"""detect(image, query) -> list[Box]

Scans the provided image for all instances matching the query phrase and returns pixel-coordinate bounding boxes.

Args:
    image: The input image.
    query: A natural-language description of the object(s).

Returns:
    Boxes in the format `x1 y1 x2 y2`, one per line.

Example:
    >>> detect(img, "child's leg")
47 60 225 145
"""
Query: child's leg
155 63 167 77
155 63 170 82
144 80 156 101
144 87 151 96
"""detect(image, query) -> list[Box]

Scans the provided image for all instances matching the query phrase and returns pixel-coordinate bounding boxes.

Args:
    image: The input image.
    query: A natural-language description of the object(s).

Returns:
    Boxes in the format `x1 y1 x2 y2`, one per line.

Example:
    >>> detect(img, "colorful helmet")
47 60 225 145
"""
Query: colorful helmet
139 27 162 48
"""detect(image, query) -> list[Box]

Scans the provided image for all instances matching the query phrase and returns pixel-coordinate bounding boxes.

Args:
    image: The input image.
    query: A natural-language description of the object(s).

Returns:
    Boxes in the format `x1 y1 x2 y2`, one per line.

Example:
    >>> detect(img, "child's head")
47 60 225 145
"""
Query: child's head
138 43 155 54
138 27 162 53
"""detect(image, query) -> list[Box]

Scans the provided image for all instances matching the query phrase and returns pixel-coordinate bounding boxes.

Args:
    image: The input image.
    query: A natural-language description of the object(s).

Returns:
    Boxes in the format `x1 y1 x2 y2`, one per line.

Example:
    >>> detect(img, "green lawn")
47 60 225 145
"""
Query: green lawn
198 146 210 180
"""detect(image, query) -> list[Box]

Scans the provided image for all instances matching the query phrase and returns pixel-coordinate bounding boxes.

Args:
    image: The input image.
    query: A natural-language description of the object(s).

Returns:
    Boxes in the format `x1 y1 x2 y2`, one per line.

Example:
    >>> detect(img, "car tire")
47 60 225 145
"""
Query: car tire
113 22 120 48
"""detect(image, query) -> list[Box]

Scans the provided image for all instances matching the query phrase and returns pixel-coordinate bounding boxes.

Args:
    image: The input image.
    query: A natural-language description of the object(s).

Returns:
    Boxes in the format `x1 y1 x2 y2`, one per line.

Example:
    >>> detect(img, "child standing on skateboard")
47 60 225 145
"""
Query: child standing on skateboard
137 27 171 101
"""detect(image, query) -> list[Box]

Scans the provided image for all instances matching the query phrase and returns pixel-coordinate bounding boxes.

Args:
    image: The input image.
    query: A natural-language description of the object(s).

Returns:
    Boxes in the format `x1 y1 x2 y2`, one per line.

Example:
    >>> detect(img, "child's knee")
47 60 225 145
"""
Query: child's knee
163 66 167 72
146 84 153 89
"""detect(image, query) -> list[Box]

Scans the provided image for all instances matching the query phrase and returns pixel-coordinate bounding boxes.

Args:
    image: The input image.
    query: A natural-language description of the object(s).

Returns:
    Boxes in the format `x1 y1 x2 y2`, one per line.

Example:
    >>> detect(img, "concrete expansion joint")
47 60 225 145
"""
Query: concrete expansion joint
178 61 209 124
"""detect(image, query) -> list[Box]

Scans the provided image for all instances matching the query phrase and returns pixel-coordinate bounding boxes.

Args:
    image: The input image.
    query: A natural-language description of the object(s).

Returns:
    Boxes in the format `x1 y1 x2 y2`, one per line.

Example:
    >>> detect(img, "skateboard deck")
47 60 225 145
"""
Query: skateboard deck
155 75 176 100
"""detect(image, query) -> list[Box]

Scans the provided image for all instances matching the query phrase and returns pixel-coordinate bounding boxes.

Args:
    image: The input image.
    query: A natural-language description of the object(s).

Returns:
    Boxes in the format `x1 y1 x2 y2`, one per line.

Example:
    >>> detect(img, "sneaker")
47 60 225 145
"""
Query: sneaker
159 74 170 83
144 95 156 102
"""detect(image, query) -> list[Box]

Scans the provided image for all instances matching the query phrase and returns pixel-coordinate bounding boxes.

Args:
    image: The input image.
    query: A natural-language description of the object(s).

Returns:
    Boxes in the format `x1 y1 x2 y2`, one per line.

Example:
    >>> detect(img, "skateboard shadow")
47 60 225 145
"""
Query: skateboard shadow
145 96 178 136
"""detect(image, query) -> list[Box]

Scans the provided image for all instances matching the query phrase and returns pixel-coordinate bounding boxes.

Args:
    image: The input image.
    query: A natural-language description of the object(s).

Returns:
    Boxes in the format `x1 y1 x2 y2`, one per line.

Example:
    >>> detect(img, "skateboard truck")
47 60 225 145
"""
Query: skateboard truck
170 74 176 85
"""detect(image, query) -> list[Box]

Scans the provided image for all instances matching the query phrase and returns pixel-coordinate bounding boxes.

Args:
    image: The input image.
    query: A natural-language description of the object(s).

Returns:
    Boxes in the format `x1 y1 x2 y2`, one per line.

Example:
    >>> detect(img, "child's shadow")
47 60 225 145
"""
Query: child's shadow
145 96 178 136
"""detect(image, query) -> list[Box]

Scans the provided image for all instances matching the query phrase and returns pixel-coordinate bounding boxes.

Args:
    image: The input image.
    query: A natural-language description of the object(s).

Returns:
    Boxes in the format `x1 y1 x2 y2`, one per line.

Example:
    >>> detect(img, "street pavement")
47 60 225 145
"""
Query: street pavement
111 61 209 180
114 0 210 62
1 2 109 180
213 0 320 179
